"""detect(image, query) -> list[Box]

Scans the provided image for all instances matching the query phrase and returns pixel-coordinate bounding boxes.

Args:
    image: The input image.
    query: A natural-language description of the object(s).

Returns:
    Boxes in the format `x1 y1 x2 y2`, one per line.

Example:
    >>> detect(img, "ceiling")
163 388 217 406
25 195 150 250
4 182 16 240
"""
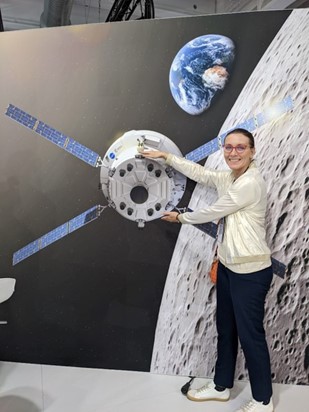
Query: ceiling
1 0 309 31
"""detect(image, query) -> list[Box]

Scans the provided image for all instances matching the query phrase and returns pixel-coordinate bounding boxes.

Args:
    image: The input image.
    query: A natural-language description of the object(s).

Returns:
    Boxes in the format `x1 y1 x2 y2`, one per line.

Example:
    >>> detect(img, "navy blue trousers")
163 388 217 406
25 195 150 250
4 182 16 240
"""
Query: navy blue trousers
214 261 273 402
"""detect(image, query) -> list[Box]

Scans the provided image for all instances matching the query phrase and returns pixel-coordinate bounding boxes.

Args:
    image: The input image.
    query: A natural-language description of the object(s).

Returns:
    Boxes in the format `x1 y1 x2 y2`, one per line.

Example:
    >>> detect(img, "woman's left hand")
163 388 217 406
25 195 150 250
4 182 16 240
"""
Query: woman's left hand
161 211 180 223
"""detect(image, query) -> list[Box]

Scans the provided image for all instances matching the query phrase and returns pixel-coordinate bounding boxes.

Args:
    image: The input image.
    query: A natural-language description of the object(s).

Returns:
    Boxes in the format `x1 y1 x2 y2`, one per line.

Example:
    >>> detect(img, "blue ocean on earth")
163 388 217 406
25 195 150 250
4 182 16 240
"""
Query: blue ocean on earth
169 34 235 115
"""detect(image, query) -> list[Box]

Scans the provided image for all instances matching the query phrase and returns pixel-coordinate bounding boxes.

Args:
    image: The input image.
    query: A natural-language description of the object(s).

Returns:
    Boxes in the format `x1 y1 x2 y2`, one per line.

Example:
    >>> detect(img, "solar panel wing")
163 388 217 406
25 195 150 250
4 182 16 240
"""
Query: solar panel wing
5 104 37 130
40 223 68 249
237 117 256 132
193 222 218 239
65 139 100 167
255 112 266 128
13 240 40 266
36 122 67 148
5 104 102 167
13 206 101 265
185 138 220 162
270 257 287 279
184 96 293 163
68 206 98 233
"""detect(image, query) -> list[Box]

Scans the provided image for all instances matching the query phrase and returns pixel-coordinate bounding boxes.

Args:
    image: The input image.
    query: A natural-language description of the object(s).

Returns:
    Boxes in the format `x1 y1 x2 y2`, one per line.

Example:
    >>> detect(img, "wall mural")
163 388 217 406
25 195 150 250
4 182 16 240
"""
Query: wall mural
151 10 309 385
0 9 307 385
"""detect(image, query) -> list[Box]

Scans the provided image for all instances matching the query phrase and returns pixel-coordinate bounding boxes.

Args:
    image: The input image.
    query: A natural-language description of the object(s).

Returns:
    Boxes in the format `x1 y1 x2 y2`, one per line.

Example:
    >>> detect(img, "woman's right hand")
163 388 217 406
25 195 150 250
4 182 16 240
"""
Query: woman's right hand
141 150 168 160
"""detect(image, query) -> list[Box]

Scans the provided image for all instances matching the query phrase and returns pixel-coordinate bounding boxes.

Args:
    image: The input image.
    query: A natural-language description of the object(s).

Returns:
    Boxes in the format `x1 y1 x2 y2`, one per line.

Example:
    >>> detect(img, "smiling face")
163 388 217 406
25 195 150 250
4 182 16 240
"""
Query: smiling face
223 132 255 179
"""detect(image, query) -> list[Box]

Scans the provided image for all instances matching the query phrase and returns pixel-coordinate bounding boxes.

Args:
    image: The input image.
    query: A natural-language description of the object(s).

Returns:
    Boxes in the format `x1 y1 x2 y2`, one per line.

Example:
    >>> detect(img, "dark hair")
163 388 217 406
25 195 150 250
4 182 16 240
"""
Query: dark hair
225 128 255 148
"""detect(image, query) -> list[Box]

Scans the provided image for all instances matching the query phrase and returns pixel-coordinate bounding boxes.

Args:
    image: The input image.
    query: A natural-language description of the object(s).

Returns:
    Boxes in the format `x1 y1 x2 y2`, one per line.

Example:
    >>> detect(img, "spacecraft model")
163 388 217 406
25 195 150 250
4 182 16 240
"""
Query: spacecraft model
5 96 293 275
100 130 186 227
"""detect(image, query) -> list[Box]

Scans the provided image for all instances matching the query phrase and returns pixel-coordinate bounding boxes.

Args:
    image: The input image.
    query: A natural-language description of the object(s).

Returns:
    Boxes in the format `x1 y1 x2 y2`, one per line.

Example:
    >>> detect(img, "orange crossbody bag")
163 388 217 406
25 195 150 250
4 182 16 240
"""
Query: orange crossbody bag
209 256 218 284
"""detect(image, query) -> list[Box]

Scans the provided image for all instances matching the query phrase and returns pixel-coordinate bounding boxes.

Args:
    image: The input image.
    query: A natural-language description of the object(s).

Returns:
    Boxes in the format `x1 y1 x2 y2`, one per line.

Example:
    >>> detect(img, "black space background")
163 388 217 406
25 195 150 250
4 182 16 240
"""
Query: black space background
0 10 291 371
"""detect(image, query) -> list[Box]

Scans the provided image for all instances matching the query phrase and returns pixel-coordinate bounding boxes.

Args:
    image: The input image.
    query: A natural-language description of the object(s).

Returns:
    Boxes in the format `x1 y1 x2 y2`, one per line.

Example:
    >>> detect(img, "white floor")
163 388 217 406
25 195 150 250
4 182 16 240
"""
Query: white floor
0 361 308 412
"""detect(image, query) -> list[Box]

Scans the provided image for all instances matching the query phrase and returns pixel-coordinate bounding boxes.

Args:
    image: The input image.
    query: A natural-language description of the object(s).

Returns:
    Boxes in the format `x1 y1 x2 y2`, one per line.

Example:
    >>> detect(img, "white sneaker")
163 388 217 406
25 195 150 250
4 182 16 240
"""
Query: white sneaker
235 397 274 412
187 380 230 402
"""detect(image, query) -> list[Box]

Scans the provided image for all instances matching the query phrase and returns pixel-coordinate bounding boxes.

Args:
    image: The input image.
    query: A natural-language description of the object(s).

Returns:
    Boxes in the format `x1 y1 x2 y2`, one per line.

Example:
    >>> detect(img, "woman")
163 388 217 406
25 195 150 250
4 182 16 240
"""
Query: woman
142 128 274 412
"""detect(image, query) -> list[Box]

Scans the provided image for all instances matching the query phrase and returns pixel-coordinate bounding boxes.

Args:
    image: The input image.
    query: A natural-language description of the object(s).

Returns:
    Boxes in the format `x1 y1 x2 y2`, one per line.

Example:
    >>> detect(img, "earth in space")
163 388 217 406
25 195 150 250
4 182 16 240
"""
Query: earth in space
169 34 235 115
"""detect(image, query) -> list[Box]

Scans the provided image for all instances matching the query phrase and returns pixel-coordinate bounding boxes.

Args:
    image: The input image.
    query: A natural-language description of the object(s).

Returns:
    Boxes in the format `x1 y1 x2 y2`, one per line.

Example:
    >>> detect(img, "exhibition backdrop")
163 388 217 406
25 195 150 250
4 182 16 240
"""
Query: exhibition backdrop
0 9 308 385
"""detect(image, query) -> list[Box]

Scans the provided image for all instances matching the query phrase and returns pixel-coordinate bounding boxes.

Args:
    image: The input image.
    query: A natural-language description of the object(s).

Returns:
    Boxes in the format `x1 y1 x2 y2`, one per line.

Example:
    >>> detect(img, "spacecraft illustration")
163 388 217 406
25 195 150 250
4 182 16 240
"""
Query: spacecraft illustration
5 96 293 275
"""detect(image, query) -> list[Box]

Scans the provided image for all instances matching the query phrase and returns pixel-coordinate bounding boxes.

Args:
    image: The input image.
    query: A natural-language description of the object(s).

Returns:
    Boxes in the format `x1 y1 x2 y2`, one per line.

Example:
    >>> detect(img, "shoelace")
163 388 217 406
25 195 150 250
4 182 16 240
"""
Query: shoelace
196 384 210 394
241 400 261 411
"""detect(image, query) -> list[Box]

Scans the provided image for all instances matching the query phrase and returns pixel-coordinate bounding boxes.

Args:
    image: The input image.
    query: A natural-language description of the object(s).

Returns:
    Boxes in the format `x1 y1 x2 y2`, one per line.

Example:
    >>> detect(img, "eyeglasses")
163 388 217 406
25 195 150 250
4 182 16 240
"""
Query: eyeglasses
223 144 248 154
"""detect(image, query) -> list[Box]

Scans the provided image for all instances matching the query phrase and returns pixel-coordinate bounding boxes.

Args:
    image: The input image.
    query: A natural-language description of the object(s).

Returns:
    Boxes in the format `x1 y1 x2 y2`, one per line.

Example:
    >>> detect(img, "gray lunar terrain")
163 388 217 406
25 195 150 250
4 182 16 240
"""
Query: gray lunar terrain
151 9 309 385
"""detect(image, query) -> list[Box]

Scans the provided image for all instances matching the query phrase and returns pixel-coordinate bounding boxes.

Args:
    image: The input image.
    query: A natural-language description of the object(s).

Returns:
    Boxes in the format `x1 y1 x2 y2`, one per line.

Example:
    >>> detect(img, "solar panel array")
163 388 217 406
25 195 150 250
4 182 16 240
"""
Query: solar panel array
193 221 218 239
185 138 220 163
185 96 293 163
13 206 100 265
270 258 287 279
5 104 101 167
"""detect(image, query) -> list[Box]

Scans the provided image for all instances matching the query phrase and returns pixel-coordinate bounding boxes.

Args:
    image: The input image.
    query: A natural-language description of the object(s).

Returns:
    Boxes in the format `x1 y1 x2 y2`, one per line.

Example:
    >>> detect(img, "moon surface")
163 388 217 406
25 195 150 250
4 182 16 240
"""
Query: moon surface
151 9 309 385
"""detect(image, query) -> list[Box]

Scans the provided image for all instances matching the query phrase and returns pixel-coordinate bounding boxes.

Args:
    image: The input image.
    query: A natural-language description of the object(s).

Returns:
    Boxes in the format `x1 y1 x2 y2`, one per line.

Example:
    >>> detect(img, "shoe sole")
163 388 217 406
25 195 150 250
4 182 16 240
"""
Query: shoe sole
187 394 230 402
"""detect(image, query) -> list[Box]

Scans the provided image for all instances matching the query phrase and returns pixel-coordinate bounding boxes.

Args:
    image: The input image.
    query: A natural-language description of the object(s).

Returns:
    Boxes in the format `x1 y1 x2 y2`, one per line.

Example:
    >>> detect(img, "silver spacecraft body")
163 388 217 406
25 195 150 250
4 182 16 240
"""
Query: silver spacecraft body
100 130 186 228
